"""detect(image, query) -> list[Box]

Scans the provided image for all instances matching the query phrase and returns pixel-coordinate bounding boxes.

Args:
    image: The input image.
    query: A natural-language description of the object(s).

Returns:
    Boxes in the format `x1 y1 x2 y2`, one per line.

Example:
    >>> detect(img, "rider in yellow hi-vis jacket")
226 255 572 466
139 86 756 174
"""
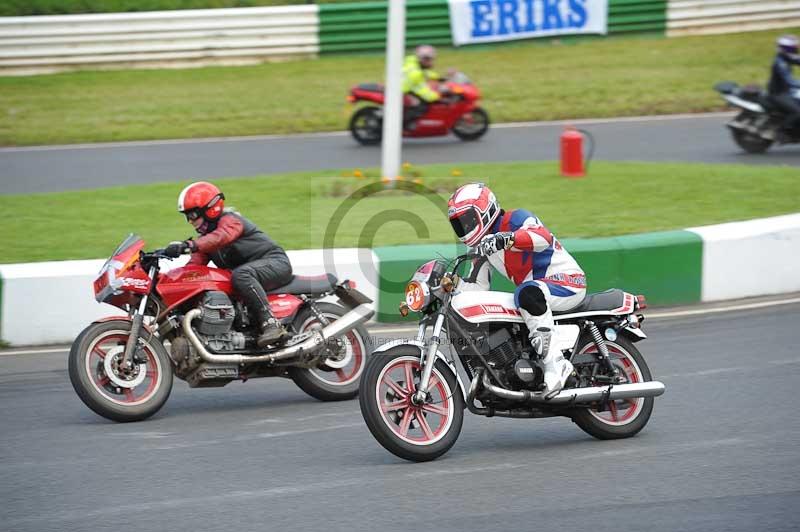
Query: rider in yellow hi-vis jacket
402 45 445 128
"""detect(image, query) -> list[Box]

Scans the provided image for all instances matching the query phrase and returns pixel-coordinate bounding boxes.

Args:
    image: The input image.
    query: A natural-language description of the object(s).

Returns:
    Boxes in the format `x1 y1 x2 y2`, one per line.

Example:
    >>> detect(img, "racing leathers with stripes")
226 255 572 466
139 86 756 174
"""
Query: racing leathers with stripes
462 208 586 394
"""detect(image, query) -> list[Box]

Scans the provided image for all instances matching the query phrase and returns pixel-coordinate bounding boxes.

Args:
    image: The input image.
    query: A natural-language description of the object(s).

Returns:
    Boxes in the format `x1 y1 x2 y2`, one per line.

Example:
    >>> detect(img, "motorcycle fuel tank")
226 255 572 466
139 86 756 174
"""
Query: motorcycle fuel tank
157 265 233 309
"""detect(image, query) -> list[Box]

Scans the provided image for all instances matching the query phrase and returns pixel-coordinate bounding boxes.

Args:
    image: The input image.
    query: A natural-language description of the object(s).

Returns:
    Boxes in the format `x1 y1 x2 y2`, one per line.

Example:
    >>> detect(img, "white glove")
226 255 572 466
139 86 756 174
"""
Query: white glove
476 232 514 257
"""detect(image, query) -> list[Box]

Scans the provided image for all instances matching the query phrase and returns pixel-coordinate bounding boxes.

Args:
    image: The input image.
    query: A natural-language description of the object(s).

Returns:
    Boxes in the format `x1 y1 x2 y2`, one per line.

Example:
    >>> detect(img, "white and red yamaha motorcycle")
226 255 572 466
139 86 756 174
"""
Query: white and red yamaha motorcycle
359 254 665 462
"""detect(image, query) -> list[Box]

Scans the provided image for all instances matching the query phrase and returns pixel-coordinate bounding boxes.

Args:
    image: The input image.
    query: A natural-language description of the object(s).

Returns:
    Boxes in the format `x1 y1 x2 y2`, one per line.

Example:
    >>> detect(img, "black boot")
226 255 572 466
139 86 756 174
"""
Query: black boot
242 285 288 348
257 314 288 348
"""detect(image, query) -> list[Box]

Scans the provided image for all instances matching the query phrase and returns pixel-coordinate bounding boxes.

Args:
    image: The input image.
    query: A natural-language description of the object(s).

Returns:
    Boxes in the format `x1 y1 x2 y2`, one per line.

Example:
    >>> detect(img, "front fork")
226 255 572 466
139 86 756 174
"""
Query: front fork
412 313 445 404
120 266 156 367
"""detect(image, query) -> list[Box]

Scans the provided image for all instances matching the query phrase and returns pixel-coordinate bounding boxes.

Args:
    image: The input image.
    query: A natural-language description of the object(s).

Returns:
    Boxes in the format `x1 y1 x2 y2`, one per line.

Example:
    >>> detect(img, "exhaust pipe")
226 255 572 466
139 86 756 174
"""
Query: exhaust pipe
481 372 665 405
182 304 374 365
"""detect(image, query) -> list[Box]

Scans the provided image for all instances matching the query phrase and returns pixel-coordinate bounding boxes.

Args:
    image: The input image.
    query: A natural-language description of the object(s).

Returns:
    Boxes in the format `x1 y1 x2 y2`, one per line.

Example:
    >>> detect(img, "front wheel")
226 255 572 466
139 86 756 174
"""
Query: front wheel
452 107 489 141
68 319 173 422
359 346 464 462
288 303 369 401
349 106 382 146
570 336 654 440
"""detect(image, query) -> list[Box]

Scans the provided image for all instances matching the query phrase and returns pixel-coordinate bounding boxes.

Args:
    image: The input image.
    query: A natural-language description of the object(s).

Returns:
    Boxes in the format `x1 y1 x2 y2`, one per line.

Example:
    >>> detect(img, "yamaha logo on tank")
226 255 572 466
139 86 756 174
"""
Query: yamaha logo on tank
448 0 608 46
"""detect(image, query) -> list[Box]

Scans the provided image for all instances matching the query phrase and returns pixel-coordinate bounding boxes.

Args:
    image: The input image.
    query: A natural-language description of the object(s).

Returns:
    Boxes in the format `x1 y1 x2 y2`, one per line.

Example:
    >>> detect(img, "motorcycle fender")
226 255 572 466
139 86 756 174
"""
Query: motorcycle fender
91 316 155 333
723 95 764 113
622 326 647 342
372 339 467 401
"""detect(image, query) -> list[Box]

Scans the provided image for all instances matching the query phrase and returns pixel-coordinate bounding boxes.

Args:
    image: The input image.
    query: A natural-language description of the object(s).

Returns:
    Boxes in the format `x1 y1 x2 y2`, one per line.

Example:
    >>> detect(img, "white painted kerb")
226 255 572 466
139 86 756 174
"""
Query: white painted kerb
688 213 800 302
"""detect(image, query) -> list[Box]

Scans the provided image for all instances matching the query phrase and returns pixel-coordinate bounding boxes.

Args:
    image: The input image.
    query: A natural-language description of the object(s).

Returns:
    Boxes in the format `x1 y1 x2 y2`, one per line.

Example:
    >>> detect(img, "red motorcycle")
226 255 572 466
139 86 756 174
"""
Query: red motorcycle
347 71 490 145
68 235 374 422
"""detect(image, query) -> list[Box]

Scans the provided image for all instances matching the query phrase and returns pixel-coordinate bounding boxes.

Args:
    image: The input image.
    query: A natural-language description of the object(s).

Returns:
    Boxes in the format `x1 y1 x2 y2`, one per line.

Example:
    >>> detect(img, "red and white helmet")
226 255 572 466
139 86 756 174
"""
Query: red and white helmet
447 183 500 247
177 181 225 221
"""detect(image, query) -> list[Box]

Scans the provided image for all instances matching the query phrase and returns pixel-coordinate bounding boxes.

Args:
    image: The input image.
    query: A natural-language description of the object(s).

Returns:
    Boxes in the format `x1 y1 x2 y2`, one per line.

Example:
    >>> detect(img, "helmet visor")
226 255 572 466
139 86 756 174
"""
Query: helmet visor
183 208 203 221
449 210 480 238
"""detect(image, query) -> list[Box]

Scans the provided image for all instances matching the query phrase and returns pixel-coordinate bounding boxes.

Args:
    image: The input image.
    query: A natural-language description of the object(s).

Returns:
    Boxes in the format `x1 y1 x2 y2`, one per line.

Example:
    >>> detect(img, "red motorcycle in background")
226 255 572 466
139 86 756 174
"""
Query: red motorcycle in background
347 71 490 145
68 235 374 422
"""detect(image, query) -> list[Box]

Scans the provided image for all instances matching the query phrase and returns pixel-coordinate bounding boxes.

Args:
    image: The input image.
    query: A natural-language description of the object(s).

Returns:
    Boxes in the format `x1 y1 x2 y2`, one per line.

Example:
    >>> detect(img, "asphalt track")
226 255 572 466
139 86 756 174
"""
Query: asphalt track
1 113 798 195
1 301 799 532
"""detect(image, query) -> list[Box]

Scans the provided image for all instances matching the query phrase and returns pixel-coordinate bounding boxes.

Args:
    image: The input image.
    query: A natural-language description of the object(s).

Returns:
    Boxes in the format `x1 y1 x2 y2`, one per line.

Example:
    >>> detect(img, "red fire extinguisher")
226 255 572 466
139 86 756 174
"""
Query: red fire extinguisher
560 126 593 177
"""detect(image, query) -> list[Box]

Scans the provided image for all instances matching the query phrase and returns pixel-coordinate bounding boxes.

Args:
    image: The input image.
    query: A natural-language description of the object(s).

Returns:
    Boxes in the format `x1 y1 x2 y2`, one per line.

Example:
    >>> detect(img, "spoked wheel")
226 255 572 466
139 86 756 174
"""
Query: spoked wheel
359 346 464 462
68 320 173 422
452 107 489 141
288 303 368 401
570 336 654 439
349 106 383 146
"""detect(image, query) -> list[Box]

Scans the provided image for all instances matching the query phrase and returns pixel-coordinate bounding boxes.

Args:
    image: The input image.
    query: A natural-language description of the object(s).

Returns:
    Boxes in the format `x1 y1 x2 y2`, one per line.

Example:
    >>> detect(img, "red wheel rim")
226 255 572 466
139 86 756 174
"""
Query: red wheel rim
579 342 644 425
375 356 454 446
299 314 365 386
84 331 162 406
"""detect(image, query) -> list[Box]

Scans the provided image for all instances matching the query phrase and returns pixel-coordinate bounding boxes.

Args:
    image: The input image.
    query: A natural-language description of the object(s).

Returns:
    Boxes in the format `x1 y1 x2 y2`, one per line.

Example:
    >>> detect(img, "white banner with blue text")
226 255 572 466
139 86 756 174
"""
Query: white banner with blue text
448 0 608 46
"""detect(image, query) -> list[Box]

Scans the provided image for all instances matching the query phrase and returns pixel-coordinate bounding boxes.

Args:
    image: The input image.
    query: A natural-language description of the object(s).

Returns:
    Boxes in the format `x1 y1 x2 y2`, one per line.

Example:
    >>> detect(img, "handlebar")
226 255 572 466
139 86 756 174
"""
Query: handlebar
449 252 480 278
142 249 171 260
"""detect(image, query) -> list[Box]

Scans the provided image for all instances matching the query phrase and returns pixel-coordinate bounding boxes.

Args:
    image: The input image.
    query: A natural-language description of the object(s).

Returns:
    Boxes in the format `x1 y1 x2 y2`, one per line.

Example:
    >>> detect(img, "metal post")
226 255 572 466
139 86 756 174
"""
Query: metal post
381 0 405 183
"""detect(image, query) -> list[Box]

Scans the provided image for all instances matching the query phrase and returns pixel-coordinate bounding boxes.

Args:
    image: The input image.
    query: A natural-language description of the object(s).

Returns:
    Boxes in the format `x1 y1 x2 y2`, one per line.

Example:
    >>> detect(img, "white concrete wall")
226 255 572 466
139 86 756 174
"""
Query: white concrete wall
0 5 320 75
0 249 378 346
688 213 800 302
667 0 800 37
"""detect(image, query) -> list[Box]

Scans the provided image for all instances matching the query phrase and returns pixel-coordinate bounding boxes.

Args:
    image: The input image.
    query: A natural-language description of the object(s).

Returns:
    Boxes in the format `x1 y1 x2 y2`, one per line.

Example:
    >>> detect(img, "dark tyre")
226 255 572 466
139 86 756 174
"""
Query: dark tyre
731 129 773 153
570 336 654 440
349 106 382 146
359 346 464 462
69 320 173 422
288 303 369 401
452 107 489 141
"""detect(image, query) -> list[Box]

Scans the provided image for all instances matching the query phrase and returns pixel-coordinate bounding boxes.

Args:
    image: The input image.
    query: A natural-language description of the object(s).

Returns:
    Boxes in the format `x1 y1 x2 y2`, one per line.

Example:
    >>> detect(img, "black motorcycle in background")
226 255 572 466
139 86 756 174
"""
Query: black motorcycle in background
714 81 800 153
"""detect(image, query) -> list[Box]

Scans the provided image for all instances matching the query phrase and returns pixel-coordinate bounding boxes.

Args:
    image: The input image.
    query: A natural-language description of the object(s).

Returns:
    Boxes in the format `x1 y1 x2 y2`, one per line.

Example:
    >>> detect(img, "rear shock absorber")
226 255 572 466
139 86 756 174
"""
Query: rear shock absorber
586 320 619 377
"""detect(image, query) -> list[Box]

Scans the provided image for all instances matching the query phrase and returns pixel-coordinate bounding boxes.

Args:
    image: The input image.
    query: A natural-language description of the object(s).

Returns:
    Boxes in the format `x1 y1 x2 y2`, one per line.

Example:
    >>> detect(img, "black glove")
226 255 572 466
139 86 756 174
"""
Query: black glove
476 232 514 257
164 240 192 258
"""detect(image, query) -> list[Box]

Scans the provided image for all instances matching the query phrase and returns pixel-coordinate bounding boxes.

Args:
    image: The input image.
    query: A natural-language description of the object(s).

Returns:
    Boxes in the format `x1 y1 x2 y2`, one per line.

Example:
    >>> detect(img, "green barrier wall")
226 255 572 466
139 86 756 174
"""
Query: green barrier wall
608 0 667 34
319 0 667 54
319 0 452 54
373 229 702 322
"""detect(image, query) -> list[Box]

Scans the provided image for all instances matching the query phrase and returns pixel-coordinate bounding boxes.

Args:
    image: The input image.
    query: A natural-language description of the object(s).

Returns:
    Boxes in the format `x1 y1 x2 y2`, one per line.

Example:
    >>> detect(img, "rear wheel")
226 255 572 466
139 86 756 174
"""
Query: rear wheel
731 129 773 153
288 303 368 401
570 336 654 440
359 346 464 462
452 107 489 141
349 106 382 146
68 320 173 422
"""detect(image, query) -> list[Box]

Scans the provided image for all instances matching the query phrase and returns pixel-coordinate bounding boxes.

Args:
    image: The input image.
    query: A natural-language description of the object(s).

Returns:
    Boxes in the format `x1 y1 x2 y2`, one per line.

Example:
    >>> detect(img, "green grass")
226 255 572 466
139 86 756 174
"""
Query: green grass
1 161 798 264
1 28 795 146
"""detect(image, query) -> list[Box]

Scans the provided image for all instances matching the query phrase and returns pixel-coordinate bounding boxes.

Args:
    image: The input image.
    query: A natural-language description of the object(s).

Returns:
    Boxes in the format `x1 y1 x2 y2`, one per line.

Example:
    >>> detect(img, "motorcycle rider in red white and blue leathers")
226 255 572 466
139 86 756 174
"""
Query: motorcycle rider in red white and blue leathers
448 183 586 395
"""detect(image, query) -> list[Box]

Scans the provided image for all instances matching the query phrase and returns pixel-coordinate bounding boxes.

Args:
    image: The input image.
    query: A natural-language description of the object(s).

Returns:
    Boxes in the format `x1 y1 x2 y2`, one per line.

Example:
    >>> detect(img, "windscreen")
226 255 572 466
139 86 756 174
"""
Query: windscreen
98 234 142 275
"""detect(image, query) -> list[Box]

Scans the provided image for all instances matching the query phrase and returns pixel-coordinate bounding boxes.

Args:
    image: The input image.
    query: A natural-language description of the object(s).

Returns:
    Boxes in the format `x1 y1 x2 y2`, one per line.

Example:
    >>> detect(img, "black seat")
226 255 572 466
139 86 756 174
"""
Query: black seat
357 83 383 93
266 273 338 295
554 289 625 315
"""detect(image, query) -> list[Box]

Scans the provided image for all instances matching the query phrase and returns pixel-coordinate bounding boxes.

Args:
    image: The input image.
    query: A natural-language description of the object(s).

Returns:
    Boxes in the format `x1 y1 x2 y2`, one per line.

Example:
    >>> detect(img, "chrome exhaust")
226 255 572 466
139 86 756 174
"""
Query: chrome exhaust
182 304 374 365
481 372 665 405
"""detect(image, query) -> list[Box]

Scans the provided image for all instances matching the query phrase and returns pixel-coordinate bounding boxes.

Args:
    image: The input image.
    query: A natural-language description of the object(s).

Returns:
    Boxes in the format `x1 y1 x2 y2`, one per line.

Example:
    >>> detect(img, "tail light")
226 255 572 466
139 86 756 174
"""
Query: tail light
347 95 356 103
635 294 647 310
346 279 357 289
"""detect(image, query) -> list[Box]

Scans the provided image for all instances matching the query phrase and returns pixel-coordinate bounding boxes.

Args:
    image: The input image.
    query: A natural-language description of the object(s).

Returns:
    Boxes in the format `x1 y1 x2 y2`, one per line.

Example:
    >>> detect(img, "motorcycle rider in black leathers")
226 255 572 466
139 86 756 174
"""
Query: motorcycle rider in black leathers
166 181 292 348
769 35 800 137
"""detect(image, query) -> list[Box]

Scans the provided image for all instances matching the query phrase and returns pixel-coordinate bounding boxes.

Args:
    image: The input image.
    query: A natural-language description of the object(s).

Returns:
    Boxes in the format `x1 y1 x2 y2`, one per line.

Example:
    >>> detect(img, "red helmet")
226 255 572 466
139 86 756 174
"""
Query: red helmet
177 181 225 221
447 183 500 247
